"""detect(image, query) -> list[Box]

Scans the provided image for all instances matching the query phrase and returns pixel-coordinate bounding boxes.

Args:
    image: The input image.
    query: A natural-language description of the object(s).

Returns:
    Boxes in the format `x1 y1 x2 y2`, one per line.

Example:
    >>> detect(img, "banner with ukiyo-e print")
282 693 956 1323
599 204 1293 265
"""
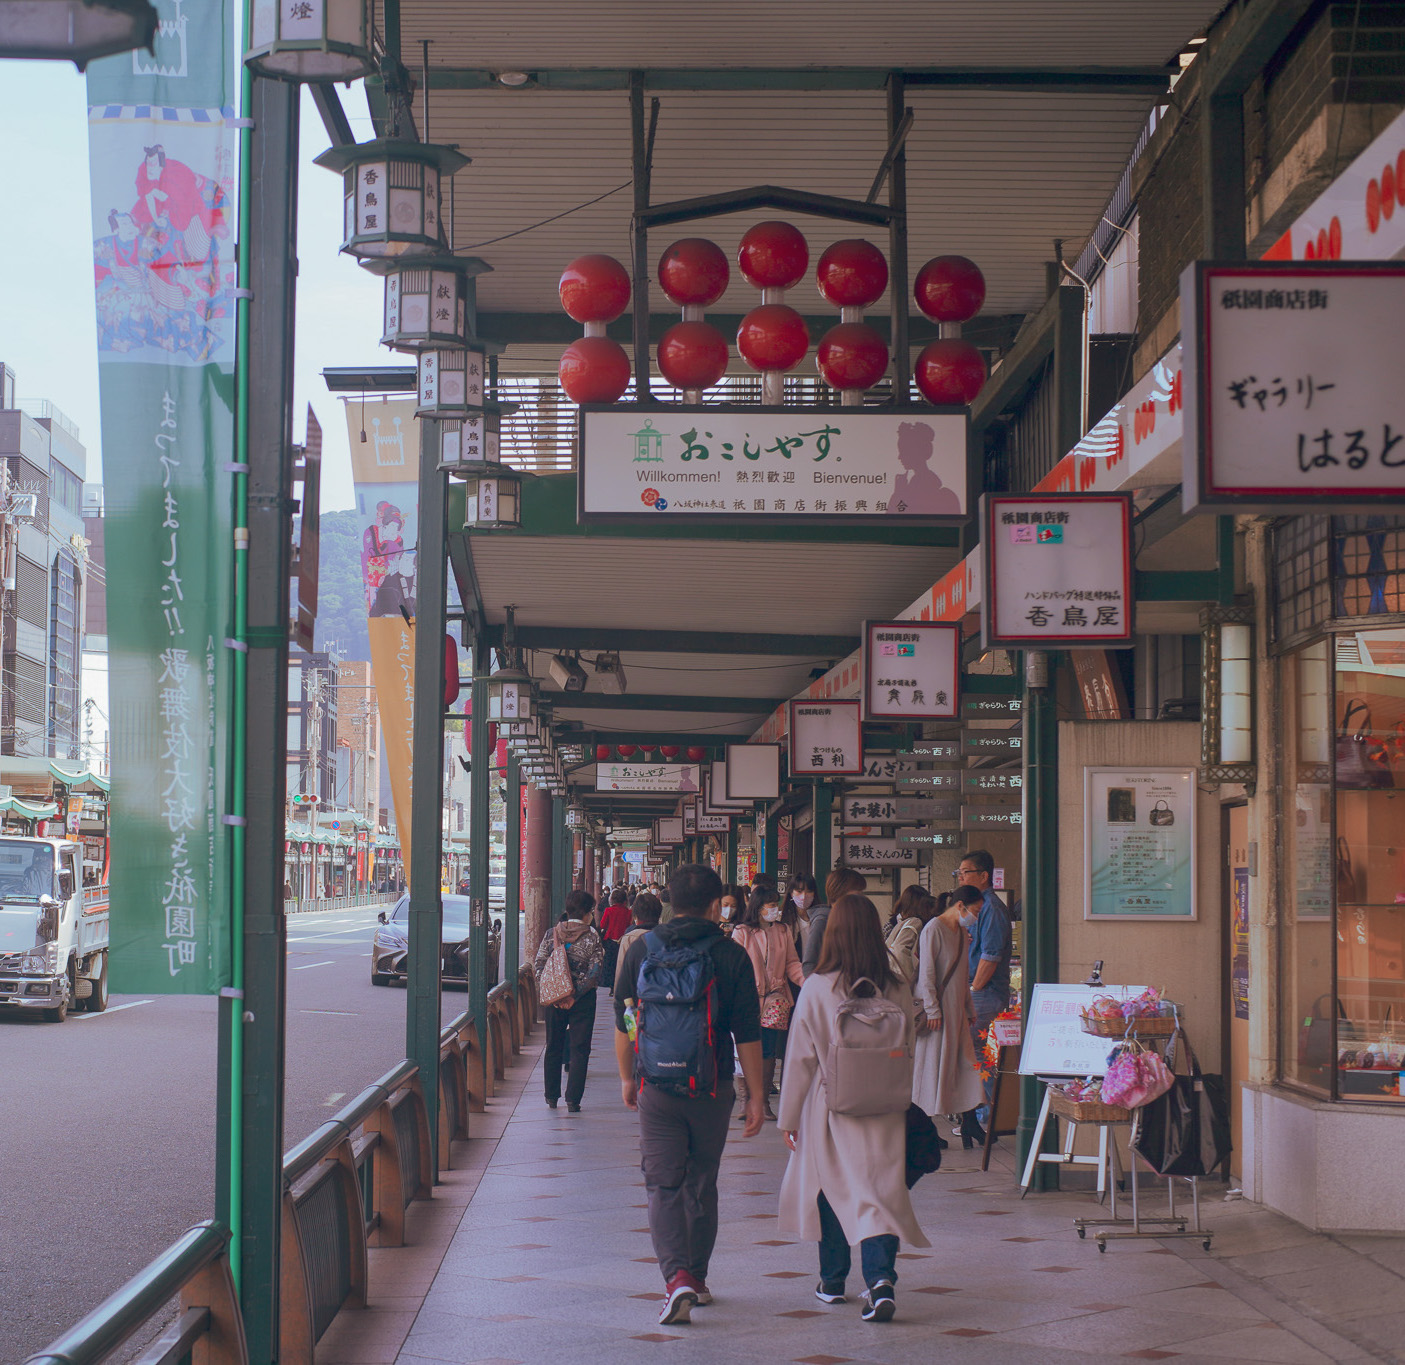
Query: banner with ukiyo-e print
86 0 235 992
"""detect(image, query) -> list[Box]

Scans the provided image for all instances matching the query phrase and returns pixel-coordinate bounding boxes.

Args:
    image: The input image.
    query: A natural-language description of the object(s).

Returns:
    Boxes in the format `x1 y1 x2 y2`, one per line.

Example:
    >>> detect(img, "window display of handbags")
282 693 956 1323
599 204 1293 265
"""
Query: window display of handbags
1336 699 1394 790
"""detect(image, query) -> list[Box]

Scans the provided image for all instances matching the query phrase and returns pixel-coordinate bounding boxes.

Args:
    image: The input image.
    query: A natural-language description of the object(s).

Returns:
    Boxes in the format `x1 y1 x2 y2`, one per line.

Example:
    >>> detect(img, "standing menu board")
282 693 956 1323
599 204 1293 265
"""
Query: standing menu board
1017 983 1150 1077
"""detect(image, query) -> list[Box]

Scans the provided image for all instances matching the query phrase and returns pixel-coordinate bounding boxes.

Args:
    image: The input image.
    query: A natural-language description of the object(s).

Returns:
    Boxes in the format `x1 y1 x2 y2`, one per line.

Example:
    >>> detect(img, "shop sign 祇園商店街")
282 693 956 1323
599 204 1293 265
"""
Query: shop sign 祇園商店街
789 700 863 776
862 621 961 721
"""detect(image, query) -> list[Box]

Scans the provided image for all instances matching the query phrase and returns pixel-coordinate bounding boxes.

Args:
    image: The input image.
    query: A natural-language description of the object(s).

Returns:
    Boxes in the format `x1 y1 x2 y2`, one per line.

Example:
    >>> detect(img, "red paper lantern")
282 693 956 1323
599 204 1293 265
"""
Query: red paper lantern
686 746 707 762
658 238 730 306
816 239 888 309
617 744 637 759
738 221 809 290
595 744 614 762
559 254 631 323
914 339 987 406
559 336 631 404
443 633 461 709
659 745 680 758
657 321 730 391
914 255 986 324
736 304 809 373
816 322 889 391
638 743 656 754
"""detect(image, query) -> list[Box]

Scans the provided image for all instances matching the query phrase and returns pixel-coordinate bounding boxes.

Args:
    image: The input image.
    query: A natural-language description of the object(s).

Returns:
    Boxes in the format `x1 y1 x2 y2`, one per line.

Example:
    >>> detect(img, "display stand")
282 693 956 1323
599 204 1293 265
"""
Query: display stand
1018 1083 1127 1197
982 1044 1022 1172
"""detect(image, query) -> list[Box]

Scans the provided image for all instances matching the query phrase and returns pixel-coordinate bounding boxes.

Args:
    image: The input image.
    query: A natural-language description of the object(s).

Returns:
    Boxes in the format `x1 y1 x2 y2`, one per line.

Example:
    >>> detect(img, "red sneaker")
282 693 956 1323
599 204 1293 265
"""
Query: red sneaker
658 1272 699 1325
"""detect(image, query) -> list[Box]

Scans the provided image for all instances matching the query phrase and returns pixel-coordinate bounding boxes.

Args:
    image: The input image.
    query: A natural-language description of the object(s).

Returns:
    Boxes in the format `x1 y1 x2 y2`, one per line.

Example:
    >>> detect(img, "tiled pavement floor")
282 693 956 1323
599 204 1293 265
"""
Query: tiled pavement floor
322 1004 1405 1365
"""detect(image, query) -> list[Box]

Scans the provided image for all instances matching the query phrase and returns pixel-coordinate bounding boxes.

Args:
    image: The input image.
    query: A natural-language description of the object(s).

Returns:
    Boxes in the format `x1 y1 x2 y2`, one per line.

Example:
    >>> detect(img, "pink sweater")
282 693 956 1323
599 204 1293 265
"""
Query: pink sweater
732 923 805 1006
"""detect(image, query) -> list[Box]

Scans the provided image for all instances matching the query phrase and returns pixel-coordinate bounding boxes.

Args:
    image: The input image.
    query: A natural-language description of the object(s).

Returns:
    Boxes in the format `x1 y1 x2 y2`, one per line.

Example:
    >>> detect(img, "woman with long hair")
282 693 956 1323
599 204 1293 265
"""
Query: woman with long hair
912 885 987 1146
731 885 806 1120
778 894 927 1323
717 883 746 938
784 871 818 948
884 885 937 989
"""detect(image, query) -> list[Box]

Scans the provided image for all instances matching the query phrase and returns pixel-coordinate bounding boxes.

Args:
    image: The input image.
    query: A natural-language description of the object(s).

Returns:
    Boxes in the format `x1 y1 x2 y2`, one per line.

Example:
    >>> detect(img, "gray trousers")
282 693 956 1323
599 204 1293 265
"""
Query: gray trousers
636 1080 734 1283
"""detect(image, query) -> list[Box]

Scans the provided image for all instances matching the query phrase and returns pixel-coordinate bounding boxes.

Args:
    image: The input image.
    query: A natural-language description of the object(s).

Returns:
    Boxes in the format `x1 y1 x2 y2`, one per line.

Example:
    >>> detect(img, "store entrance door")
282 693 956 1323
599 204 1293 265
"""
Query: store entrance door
1225 803 1250 1181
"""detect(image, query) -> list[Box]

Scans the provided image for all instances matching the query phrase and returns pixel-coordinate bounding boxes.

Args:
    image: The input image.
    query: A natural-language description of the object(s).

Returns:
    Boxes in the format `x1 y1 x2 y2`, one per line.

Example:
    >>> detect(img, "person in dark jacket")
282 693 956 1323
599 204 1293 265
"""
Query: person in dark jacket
598 886 633 994
801 867 867 977
533 890 605 1112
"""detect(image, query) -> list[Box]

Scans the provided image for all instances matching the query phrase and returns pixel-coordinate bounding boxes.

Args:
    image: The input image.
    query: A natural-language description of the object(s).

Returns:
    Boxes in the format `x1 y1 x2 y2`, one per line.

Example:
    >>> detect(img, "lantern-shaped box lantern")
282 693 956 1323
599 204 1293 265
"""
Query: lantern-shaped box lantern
245 0 373 80
315 139 468 259
437 404 501 469
369 254 490 353
488 663 534 722
0 0 158 68
418 344 487 418
463 463 521 531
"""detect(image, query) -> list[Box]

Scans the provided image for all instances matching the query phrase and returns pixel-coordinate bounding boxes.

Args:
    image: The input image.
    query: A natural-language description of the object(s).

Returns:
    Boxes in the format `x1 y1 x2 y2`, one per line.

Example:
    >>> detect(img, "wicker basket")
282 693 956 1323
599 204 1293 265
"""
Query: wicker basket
1048 1088 1132 1123
1080 1012 1177 1038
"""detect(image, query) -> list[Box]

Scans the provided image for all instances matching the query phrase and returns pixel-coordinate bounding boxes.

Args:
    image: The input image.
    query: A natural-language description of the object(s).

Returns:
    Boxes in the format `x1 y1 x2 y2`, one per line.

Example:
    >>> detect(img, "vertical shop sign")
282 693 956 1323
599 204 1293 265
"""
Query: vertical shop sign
1085 768 1197 920
982 494 1134 649
1231 866 1250 1020
86 0 235 993
862 620 960 720
789 700 863 775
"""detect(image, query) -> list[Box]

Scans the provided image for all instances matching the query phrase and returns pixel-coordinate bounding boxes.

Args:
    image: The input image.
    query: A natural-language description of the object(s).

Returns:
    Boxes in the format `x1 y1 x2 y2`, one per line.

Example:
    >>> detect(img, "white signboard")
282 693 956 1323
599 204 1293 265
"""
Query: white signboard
1018 983 1151 1077
725 743 781 800
840 837 917 866
578 406 968 522
843 795 960 823
655 816 685 845
1182 262 1405 512
863 620 961 720
697 811 732 833
607 828 651 842
1085 767 1197 920
706 762 751 811
981 493 1133 648
789 700 863 776
858 753 920 780
597 762 700 793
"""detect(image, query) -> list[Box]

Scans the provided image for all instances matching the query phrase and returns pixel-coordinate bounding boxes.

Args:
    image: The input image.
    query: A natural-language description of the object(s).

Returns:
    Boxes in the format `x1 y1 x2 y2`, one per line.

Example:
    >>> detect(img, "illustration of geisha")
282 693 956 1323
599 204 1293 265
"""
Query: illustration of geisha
362 501 405 612
93 144 231 361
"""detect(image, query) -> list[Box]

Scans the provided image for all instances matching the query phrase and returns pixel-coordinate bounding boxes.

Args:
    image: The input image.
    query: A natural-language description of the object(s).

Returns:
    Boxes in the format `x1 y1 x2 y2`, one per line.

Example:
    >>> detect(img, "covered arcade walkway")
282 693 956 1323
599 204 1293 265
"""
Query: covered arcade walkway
313 1009 1403 1365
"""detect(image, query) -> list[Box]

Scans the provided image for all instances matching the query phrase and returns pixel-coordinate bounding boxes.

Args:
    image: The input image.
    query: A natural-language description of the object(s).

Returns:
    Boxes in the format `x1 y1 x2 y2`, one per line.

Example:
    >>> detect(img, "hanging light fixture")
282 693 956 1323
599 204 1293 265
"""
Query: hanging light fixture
315 139 468 259
369 254 491 353
487 660 534 723
462 462 521 532
0 0 156 68
417 343 487 418
245 0 373 80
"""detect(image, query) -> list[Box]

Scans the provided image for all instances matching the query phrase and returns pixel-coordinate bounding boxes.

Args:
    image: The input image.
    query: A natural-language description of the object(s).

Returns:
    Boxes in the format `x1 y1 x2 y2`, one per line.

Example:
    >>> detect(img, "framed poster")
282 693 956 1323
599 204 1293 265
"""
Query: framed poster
982 493 1133 648
862 620 960 720
656 815 685 846
1181 261 1405 513
578 405 969 523
789 700 863 776
725 743 782 800
707 761 752 811
1084 767 1197 920
597 762 701 792
682 799 698 836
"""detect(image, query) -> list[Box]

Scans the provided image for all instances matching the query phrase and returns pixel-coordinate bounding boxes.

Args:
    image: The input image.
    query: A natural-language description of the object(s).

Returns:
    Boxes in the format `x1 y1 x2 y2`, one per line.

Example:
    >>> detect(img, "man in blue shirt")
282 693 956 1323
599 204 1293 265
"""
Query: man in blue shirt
955 849 1012 1041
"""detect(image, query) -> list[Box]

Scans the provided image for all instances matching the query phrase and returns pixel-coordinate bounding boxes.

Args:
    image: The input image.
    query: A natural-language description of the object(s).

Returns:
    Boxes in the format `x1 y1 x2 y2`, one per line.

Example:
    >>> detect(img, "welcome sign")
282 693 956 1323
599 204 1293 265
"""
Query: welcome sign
578 405 968 523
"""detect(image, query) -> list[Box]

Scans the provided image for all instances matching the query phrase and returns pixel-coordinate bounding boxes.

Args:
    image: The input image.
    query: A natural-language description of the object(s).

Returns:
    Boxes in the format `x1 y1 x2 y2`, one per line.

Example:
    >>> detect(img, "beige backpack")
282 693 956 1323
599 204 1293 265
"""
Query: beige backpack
823 978 913 1117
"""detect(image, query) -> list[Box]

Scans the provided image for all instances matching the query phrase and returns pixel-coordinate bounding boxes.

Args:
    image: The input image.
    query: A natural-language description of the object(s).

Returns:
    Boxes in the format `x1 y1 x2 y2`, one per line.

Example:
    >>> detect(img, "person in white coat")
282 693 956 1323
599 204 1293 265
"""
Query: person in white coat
777 893 929 1323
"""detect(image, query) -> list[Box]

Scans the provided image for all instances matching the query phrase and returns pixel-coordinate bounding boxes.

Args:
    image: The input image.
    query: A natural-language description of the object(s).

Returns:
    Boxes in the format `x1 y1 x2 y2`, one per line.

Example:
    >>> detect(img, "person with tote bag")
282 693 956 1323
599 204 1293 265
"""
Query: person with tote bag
731 885 806 1121
777 893 929 1323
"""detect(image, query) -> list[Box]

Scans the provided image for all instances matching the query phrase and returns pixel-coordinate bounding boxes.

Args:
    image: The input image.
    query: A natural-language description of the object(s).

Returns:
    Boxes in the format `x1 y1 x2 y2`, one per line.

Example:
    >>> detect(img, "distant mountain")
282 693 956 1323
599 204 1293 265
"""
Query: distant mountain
315 509 370 660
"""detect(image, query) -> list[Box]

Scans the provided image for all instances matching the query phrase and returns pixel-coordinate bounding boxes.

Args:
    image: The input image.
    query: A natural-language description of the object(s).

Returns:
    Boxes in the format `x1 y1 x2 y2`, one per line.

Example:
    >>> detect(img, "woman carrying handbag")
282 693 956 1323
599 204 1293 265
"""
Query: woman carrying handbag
731 885 806 1121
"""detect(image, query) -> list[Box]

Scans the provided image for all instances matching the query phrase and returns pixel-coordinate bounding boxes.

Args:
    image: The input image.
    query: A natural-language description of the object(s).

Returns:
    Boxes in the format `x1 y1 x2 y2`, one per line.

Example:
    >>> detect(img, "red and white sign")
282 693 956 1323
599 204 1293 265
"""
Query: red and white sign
789 700 863 776
862 619 960 721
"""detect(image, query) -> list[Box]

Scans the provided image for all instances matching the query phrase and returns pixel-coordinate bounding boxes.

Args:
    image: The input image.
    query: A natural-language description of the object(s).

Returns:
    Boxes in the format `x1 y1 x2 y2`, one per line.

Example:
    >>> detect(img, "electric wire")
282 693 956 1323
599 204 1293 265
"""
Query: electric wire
457 181 632 250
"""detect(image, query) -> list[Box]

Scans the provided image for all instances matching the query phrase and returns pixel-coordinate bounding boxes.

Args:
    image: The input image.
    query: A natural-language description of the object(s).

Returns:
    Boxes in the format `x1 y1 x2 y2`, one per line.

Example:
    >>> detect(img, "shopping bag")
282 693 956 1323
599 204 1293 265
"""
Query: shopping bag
905 1103 943 1179
1336 701 1393 790
1100 1042 1175 1109
537 940 575 1009
1132 1031 1231 1178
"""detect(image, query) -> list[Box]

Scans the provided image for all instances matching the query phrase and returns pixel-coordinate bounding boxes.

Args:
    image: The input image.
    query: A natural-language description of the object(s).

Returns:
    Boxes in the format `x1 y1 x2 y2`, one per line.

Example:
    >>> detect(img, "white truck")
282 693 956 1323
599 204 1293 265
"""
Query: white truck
0 836 109 1021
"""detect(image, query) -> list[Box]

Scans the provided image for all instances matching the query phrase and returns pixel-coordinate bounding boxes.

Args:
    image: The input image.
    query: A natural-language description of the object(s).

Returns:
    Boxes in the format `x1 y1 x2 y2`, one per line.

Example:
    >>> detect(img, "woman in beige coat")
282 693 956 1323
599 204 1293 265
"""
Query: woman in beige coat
912 889 987 1145
883 885 936 988
778 894 929 1323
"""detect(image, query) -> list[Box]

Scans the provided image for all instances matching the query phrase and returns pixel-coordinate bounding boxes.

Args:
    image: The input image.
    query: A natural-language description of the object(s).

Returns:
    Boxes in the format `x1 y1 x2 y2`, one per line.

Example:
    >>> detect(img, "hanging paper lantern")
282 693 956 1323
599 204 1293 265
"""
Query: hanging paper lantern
559 336 631 403
737 304 809 373
737 221 809 290
816 322 889 392
659 745 680 759
638 742 656 754
559 254 631 323
914 339 987 405
816 239 888 309
685 746 707 762
658 238 730 306
657 321 729 391
914 255 986 324
617 744 637 759
595 744 613 762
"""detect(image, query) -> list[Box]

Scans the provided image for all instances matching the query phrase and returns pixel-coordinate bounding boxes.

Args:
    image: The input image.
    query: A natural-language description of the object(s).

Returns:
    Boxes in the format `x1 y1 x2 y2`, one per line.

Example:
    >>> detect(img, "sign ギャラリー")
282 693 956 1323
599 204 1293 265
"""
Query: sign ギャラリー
862 620 961 721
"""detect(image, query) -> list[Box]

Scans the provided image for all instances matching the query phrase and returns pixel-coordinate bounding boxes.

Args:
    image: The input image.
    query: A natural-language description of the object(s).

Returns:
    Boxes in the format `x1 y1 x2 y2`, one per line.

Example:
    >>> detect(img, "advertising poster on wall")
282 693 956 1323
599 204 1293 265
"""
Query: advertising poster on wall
1085 768 1196 919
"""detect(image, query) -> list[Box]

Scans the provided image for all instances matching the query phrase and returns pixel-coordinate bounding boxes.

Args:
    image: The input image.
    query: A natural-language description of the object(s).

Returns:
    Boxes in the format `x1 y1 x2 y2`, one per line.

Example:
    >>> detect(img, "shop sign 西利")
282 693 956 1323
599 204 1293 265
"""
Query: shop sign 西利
963 695 1024 719
910 739 961 761
597 762 701 793
840 837 917 867
862 620 961 721
1181 261 1405 513
961 729 1022 758
981 493 1134 649
789 700 863 776
578 406 968 523
896 770 961 792
961 807 1023 830
896 829 963 848
963 770 1023 793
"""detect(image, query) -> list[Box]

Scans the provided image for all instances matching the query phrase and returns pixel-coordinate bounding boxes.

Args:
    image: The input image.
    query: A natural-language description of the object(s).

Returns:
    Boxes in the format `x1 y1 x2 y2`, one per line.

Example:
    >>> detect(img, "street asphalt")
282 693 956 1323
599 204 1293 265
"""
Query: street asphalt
0 901 485 1364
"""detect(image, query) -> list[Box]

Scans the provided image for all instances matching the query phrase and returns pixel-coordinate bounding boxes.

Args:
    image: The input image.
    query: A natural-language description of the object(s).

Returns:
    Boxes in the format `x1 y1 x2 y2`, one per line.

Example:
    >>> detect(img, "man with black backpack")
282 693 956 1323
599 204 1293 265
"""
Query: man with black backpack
614 863 764 1326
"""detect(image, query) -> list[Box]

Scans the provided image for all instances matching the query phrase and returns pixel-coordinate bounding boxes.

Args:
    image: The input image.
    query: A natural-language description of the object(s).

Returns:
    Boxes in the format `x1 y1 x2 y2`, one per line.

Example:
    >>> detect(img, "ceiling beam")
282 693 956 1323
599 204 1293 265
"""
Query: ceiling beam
426 66 1170 95
483 624 855 657
640 185 892 230
543 692 783 713
569 730 750 747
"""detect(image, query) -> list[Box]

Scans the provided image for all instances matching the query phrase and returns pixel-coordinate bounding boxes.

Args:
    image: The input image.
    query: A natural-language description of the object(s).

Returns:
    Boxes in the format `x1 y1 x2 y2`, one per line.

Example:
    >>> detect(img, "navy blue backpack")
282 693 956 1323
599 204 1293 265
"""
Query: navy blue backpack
634 930 719 1097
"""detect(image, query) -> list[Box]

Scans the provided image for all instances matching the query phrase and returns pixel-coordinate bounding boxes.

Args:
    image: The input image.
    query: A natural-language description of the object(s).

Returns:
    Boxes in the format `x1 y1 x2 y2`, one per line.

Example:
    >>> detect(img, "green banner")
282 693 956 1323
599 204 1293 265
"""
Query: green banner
86 0 235 992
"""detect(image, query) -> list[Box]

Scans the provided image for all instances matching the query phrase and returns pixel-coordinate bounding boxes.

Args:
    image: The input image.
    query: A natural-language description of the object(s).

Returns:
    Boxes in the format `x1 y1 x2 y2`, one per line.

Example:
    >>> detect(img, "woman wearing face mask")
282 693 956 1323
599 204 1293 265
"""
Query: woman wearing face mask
731 885 806 1121
785 873 818 953
883 886 937 989
718 883 745 938
912 884 986 1146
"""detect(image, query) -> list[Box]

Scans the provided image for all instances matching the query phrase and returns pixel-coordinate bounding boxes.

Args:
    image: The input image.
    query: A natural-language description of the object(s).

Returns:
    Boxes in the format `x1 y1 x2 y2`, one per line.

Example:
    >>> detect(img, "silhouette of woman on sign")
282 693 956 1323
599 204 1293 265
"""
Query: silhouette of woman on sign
886 422 960 515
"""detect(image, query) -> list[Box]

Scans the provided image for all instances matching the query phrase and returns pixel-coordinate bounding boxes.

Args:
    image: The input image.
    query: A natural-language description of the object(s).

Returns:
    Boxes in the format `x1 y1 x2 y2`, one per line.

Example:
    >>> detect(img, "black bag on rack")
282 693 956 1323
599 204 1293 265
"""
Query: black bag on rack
1131 1030 1231 1178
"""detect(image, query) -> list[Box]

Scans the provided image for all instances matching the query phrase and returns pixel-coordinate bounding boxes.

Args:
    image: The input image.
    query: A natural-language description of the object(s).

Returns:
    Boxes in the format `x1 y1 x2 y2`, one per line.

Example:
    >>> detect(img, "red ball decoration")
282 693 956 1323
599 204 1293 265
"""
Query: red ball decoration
658 238 730 306
657 321 730 391
559 254 631 323
685 746 707 762
659 745 680 759
559 336 632 404
914 339 987 406
616 744 637 759
736 304 809 373
914 255 986 324
816 322 889 391
595 744 613 762
738 221 809 290
816 239 889 309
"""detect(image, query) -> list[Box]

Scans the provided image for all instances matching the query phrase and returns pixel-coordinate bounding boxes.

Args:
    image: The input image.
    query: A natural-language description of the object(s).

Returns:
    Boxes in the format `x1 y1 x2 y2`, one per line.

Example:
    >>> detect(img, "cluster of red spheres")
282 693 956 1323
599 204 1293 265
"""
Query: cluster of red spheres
912 254 988 405
594 743 700 762
558 254 633 403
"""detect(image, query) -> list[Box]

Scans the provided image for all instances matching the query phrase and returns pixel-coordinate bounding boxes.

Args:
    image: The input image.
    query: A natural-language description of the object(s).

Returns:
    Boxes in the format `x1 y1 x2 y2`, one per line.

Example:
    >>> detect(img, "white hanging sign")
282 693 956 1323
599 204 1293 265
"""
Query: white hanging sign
597 762 701 793
981 493 1133 648
789 700 863 776
839 837 917 866
862 620 961 721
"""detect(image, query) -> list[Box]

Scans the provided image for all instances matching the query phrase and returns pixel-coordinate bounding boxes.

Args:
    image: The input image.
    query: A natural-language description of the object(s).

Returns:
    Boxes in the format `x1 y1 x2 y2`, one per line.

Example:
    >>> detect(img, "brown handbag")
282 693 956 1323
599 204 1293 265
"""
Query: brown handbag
538 939 575 1009
1336 836 1359 904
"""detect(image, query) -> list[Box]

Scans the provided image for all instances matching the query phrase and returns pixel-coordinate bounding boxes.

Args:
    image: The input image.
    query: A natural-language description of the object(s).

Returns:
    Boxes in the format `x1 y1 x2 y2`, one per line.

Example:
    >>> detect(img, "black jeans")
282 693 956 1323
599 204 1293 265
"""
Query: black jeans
816 1191 898 1293
602 937 620 992
543 990 597 1106
637 1080 734 1283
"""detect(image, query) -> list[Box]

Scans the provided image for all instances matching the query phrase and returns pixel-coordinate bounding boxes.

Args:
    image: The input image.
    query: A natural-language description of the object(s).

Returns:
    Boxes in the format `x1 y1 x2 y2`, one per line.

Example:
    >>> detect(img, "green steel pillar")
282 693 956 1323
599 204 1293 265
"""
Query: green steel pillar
505 752 522 997
1017 653 1061 1187
468 669 490 1045
407 417 447 1175
812 780 833 886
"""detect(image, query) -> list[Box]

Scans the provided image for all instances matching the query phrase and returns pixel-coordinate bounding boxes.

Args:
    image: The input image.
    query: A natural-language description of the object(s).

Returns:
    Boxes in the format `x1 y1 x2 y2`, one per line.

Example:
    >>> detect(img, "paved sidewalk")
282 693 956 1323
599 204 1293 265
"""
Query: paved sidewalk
374 1006 1402 1365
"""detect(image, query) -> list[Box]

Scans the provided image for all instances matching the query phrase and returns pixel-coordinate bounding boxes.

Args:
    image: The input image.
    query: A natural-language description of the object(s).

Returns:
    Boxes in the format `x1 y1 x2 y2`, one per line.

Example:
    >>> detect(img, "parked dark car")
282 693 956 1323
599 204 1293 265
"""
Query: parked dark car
371 893 500 988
